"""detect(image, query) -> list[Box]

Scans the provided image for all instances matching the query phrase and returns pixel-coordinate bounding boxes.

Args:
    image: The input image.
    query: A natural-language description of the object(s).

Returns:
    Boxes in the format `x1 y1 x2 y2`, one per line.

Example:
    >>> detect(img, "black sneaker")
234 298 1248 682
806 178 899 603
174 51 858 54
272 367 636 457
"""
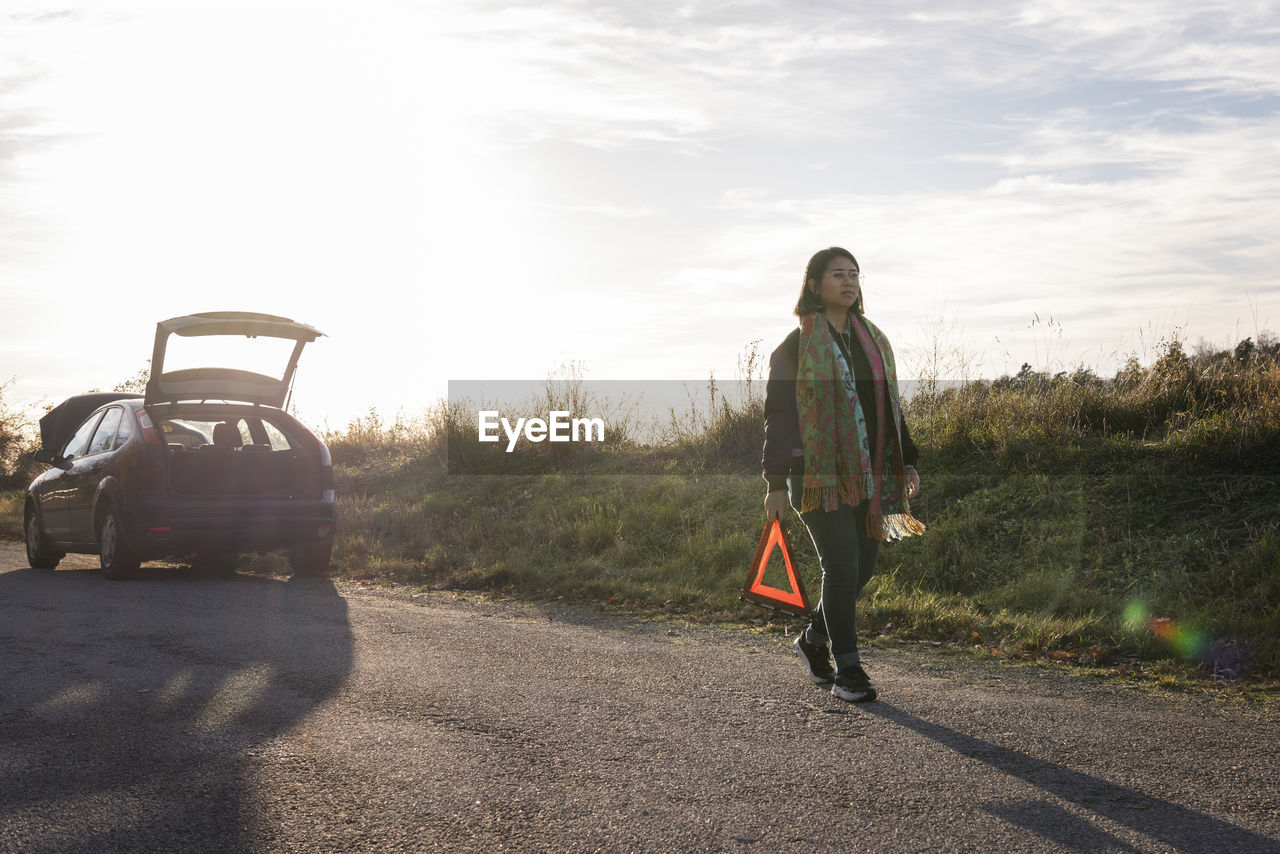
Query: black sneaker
832 664 877 703
794 634 835 685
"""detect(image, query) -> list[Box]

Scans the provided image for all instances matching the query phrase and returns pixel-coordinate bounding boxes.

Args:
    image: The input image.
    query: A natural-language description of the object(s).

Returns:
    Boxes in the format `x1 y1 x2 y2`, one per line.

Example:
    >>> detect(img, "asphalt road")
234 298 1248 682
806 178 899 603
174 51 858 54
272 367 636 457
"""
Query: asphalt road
1 543 1277 853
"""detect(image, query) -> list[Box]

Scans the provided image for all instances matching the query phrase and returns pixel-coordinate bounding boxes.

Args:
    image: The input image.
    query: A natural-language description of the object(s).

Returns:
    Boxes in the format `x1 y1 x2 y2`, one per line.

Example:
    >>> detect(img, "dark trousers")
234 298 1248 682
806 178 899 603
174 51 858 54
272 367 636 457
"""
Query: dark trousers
788 475 880 670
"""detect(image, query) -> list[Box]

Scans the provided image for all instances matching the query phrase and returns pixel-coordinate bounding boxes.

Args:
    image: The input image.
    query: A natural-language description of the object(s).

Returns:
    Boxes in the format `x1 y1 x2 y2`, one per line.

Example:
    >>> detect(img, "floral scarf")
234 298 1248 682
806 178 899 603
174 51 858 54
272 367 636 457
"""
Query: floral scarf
796 311 926 541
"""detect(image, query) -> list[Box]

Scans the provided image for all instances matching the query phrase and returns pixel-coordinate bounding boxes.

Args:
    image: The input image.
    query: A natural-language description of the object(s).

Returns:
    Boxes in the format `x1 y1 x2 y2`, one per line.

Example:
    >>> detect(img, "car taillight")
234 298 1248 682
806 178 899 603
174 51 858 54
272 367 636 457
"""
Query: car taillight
137 409 163 446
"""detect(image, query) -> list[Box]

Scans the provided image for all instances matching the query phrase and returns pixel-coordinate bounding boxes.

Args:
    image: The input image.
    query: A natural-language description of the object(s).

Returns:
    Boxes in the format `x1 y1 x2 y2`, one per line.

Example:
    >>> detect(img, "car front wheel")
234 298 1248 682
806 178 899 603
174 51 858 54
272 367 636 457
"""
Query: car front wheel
98 505 140 580
25 506 64 570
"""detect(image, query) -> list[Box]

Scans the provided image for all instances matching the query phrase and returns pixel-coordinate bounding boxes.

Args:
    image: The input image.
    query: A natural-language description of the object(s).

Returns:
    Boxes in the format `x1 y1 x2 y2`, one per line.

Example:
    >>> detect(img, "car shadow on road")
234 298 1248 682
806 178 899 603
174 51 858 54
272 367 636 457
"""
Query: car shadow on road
0 565 353 852
863 702 1276 853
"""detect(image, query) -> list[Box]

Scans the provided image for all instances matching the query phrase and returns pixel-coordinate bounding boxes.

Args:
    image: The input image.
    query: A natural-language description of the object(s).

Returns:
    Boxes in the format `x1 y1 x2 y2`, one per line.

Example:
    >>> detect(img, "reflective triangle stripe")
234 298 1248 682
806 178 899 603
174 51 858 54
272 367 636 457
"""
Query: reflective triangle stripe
740 519 811 617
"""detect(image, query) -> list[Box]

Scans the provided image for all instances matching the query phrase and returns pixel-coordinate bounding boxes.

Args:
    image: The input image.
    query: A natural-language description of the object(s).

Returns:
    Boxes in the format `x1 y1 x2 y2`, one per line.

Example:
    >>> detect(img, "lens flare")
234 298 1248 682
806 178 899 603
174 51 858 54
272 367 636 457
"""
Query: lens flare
1122 599 1150 632
1141 611 1215 665
1122 599 1239 673
1170 624 1208 661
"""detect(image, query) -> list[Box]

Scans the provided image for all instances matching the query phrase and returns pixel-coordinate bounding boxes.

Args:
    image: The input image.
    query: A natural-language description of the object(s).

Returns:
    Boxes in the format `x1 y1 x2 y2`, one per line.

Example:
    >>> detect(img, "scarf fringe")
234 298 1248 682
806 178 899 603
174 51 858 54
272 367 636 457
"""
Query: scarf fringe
797 492 926 541
800 476 867 513
868 511 927 542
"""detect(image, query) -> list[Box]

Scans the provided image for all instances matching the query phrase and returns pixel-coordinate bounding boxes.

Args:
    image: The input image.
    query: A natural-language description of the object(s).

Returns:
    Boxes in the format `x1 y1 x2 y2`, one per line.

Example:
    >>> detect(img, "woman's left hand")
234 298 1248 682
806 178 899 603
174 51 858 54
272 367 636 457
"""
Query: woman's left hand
905 467 921 499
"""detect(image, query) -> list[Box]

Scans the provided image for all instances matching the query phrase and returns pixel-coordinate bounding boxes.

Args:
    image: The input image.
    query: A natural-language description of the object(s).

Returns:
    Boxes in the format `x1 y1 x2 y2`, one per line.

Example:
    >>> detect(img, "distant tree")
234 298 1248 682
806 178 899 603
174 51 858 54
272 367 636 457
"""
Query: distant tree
1114 356 1144 389
0 379 36 486
113 360 151 394
1066 365 1102 388
1153 337 1190 378
1192 337 1218 359
1017 363 1045 390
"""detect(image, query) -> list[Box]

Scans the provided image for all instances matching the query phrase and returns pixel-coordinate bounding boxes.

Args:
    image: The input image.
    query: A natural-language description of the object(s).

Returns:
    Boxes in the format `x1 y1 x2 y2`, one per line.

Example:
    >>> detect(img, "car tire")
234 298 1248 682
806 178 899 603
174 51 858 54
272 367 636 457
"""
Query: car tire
288 540 332 577
98 505 140 581
25 505 64 570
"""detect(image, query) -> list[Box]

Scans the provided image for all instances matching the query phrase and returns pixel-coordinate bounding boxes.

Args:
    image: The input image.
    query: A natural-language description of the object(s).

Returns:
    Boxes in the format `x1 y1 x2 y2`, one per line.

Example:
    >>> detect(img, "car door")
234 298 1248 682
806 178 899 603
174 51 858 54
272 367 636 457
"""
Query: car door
64 406 125 544
38 410 105 540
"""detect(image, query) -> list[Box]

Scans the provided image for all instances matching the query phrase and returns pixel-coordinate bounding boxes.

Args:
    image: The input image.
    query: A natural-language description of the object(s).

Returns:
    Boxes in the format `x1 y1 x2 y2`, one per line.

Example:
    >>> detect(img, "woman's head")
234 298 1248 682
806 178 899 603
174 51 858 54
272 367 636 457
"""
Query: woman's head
794 246 863 317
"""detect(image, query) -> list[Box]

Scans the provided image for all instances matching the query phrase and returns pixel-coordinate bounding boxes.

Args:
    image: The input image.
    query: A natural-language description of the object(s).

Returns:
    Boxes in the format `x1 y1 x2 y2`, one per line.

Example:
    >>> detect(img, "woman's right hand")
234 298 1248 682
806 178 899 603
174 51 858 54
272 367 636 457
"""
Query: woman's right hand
764 490 788 521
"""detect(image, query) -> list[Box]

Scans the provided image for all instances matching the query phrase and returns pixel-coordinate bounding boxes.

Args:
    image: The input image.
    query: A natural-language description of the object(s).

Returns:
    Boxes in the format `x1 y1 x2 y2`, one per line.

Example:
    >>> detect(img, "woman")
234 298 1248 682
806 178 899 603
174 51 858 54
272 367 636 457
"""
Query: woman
761 246 924 703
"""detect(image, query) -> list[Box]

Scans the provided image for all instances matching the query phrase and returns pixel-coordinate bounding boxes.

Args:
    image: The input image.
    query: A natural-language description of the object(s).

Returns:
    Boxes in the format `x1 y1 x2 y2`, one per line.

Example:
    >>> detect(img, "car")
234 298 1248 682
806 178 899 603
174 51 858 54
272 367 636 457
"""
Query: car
24 311 336 579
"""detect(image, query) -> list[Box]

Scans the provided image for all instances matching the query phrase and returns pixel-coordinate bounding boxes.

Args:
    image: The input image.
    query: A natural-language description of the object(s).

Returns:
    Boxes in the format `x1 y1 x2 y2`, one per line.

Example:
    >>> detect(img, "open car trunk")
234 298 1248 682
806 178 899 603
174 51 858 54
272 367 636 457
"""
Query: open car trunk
155 409 322 499
167 448 318 498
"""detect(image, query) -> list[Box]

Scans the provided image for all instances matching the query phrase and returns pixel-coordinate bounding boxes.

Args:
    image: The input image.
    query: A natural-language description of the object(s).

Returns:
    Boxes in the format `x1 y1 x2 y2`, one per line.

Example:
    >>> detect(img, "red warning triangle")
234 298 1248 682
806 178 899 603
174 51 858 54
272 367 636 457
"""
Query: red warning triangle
741 519 811 617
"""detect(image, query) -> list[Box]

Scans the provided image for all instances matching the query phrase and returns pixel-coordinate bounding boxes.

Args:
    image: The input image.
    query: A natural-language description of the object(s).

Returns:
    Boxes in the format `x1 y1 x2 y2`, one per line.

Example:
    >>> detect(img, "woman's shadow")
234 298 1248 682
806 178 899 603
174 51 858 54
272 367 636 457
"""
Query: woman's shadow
0 560 354 852
862 702 1277 853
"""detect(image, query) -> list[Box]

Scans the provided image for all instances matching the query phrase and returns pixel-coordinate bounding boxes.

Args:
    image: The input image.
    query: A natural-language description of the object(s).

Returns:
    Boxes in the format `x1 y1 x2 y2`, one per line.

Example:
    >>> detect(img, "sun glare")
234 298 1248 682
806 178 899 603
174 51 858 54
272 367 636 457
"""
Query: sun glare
8 2 566 425
6 2 1277 428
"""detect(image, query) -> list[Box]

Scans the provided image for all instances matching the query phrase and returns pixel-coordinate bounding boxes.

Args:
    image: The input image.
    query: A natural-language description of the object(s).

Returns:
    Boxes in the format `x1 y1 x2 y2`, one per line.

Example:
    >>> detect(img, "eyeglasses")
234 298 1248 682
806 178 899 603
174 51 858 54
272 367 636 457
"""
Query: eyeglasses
824 270 862 282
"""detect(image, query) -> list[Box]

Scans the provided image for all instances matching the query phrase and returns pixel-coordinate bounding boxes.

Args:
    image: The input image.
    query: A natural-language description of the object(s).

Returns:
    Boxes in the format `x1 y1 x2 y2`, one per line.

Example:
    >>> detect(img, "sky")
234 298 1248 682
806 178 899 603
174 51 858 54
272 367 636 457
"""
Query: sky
2 0 1279 431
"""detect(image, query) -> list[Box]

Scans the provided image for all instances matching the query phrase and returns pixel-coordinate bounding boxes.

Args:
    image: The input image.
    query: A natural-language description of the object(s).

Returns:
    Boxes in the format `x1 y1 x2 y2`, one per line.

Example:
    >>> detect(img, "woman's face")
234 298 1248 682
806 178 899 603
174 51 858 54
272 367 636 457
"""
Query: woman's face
810 255 860 314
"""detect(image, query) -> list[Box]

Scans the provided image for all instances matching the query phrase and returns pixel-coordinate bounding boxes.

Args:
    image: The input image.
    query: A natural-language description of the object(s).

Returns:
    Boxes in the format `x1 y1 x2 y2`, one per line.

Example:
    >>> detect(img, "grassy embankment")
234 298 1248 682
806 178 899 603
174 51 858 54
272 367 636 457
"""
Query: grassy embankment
2 338 1278 682
317 338 1280 682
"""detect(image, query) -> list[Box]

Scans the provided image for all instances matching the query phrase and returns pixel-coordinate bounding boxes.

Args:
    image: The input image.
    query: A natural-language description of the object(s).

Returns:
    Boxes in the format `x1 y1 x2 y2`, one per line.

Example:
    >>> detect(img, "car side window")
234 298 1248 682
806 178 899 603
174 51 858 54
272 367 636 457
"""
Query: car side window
113 408 135 449
87 407 124 456
262 420 294 451
62 412 105 460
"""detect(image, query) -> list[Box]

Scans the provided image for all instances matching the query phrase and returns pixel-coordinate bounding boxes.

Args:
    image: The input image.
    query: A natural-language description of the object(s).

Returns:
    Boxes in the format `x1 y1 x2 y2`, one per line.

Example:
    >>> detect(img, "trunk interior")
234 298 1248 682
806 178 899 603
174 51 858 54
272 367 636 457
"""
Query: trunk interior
168 447 317 498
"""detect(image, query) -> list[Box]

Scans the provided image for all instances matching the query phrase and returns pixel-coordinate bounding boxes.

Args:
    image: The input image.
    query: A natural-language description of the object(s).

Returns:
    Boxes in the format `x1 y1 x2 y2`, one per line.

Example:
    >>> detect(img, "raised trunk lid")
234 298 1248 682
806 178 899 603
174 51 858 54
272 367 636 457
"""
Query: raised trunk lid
145 311 324 409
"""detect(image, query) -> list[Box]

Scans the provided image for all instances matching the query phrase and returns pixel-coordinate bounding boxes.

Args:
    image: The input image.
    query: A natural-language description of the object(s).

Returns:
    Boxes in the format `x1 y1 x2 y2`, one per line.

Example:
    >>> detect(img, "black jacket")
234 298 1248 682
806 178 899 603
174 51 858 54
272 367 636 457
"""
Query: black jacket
761 322 919 492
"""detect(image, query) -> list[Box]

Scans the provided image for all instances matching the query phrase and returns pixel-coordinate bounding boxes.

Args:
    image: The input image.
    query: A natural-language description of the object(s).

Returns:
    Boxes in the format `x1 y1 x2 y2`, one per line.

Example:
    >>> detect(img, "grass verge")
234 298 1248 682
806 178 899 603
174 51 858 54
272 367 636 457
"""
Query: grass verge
2 336 1277 690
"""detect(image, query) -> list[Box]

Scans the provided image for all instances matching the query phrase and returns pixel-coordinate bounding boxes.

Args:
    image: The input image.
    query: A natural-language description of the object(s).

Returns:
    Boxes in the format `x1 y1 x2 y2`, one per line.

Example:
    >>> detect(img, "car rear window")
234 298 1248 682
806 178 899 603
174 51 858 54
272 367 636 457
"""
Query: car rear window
159 415 297 451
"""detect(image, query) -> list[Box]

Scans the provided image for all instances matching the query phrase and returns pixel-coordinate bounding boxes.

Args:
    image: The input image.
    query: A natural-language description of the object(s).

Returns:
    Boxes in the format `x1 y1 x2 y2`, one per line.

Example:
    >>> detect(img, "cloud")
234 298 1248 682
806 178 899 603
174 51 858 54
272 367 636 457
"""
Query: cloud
544 202 659 218
682 101 1280 376
418 0 1280 178
441 2 909 149
0 10 95 269
3 0 1278 413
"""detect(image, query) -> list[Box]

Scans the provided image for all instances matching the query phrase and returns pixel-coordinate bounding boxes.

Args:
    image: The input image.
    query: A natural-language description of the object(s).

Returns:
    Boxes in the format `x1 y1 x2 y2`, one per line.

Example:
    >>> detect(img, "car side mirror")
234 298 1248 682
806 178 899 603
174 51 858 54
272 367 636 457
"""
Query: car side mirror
33 449 64 467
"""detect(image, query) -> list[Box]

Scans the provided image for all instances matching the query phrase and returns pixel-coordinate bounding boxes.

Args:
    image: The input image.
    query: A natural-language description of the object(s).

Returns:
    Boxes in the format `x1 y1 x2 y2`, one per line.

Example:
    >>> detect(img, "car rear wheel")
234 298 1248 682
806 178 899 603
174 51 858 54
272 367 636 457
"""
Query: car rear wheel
288 540 332 577
25 505 64 570
98 505 140 580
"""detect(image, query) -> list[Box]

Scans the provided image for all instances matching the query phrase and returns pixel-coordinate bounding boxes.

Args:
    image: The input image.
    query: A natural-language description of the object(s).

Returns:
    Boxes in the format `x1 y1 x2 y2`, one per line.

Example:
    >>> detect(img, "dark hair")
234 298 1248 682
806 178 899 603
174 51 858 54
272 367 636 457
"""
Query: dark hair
793 246 862 317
